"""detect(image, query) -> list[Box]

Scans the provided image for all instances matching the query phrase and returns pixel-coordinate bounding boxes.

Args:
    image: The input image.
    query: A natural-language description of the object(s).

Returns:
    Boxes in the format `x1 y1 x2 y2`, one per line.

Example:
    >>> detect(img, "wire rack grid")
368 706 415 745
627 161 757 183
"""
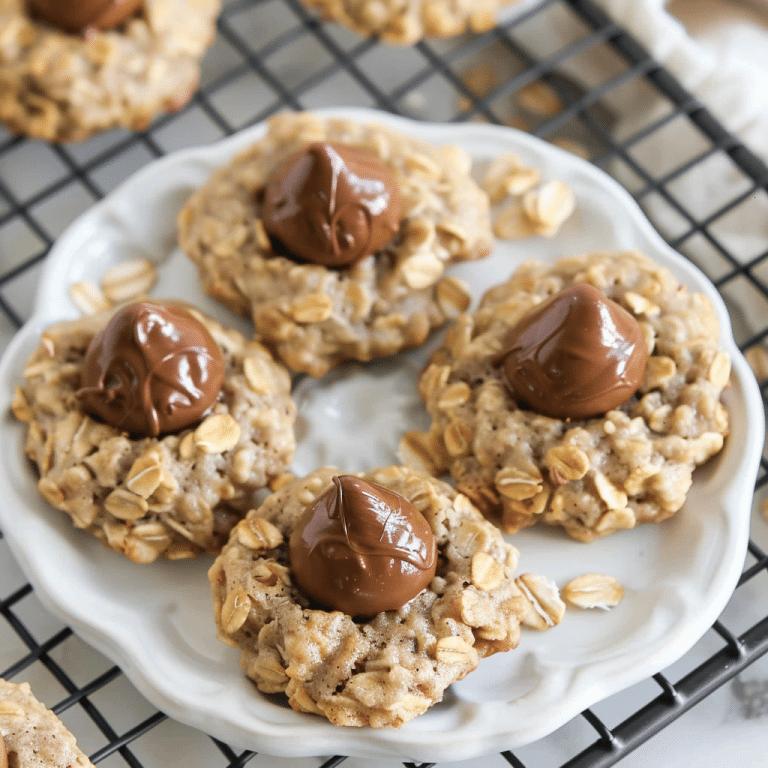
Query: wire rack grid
0 0 767 766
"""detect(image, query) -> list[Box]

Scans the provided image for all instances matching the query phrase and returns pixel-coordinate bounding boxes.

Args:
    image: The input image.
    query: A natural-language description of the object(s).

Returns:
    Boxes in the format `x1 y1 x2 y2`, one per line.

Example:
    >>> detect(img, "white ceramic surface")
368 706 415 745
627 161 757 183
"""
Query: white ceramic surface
0 108 762 763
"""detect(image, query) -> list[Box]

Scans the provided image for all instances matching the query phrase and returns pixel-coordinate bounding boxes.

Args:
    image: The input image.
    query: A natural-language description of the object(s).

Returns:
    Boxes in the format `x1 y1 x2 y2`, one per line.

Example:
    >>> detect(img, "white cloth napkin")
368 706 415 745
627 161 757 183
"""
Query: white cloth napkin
595 0 768 160
549 0 768 344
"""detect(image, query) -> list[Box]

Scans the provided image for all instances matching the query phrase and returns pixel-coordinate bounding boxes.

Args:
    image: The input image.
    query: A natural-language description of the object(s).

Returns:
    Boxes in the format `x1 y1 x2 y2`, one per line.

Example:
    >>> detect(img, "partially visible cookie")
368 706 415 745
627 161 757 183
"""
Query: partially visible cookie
301 0 523 45
208 465 525 728
404 251 730 542
178 111 493 376
0 0 220 142
0 679 94 768
12 301 297 563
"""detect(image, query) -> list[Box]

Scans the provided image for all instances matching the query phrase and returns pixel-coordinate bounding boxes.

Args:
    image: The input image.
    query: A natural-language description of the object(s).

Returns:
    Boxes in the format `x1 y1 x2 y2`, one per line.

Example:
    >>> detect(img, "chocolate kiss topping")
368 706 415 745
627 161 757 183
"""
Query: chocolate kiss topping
262 142 403 268
289 475 437 618
27 0 143 34
77 301 225 438
496 283 649 419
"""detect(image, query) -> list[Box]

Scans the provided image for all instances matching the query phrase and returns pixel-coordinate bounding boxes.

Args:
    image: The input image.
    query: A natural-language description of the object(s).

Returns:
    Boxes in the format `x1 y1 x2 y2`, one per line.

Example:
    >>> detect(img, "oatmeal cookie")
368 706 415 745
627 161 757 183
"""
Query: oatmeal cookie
208 465 525 728
405 251 730 542
11 302 297 563
0 678 94 768
301 0 523 45
0 0 220 142
177 111 493 377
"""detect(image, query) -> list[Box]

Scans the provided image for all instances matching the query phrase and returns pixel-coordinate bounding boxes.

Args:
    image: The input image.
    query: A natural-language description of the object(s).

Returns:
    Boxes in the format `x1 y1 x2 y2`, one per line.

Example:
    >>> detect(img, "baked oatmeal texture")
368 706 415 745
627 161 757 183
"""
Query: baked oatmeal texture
208 465 526 727
0 0 220 142
177 111 494 376
11 303 297 563
0 678 95 768
404 251 731 542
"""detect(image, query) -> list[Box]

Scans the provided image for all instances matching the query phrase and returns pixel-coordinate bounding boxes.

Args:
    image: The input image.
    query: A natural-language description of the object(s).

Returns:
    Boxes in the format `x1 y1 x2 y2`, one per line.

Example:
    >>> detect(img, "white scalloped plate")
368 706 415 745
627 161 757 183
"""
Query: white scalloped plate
0 108 762 763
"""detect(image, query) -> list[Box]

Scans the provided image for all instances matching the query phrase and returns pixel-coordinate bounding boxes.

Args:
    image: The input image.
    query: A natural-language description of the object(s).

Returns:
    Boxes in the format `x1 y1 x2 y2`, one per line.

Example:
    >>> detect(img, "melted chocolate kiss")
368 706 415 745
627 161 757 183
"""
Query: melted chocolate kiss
27 0 143 35
77 301 225 437
262 142 403 268
496 283 648 419
289 475 437 618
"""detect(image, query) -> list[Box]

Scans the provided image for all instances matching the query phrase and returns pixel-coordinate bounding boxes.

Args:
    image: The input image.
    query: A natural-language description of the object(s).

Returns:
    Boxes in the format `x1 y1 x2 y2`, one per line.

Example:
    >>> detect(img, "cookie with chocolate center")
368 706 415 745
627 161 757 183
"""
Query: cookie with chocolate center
208 465 526 727
178 111 494 376
404 251 730 542
0 0 220 141
12 301 297 562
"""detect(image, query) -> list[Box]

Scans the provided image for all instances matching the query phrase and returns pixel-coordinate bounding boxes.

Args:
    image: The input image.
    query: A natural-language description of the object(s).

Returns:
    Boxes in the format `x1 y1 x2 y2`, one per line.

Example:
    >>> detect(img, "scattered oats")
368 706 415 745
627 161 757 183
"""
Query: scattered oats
522 180 576 236
70 280 110 315
482 153 541 202
460 64 497 97
562 573 624 610
515 80 563 117
516 573 565 630
101 258 158 303
494 201 537 239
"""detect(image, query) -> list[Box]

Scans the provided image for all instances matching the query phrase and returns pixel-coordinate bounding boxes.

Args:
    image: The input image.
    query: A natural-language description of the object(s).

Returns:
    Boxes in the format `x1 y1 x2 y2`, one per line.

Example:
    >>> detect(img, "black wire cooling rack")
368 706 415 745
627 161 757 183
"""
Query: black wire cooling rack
1 0 768 766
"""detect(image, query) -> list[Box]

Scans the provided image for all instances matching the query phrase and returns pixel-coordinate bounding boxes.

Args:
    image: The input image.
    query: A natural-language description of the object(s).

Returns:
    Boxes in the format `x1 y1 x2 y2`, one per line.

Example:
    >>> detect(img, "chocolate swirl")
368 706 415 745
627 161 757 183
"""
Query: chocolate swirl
496 283 648 419
27 0 143 34
262 142 403 268
289 475 437 617
77 301 225 437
